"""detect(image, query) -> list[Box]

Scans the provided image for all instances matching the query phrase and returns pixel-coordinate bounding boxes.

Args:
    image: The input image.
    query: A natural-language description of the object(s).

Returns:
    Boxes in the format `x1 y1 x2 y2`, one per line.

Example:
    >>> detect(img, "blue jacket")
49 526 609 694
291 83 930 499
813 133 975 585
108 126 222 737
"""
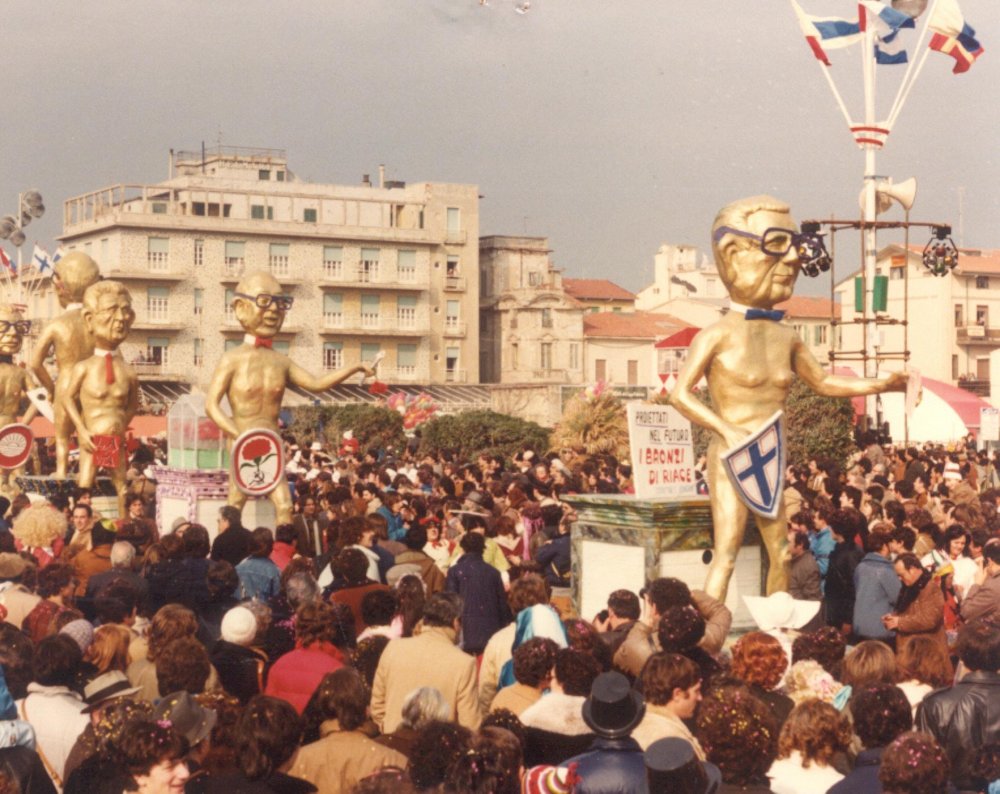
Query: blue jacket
810 527 835 579
563 737 647 794
445 553 511 653
235 556 282 602
827 747 882 794
853 552 901 640
376 505 406 542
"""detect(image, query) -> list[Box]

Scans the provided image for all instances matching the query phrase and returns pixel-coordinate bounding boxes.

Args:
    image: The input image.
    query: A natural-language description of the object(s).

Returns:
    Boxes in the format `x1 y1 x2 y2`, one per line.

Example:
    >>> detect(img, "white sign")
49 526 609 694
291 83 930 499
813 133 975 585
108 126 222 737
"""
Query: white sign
627 403 696 499
981 407 1000 442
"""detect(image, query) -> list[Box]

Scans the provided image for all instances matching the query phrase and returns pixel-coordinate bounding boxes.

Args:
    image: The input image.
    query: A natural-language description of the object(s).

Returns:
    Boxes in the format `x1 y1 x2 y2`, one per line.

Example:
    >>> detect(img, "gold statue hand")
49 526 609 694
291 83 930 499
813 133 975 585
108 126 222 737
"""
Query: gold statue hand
77 427 95 454
719 422 751 451
885 371 909 392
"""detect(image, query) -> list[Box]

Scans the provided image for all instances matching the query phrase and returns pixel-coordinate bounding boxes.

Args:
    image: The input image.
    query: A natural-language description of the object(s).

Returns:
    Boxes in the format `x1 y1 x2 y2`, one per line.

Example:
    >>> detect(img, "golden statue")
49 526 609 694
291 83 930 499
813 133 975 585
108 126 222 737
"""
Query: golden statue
668 195 907 602
206 272 375 525
0 305 38 493
60 280 138 516
30 251 101 478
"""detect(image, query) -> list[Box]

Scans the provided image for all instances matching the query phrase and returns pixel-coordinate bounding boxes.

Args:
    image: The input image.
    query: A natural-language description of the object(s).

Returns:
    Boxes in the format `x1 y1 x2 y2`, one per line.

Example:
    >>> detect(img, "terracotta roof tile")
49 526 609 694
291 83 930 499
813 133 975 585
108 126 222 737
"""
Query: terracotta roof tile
775 295 838 319
563 278 636 301
583 311 688 339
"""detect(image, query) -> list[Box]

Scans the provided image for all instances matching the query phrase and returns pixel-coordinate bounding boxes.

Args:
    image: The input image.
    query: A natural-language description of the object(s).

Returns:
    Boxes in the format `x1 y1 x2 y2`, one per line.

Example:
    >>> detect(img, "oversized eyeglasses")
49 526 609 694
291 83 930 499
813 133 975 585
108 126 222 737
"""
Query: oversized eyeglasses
235 292 294 311
713 226 806 258
0 320 30 334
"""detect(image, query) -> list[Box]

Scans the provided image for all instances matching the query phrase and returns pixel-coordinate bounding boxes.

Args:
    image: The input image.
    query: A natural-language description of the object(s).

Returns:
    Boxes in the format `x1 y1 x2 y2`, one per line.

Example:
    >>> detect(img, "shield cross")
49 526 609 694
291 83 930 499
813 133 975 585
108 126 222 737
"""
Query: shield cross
720 410 786 520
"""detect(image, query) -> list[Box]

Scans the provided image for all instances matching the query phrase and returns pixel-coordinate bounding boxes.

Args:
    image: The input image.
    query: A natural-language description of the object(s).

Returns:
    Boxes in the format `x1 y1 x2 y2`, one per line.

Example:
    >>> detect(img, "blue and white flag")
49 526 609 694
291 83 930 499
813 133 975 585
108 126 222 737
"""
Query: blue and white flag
50 247 64 269
31 244 50 272
721 410 786 520
861 0 915 64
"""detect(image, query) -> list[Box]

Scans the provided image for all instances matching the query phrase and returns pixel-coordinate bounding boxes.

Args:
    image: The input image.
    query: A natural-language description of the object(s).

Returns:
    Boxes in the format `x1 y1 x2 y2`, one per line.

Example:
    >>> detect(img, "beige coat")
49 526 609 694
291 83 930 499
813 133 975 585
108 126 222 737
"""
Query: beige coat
287 720 407 794
371 626 480 733
489 682 541 717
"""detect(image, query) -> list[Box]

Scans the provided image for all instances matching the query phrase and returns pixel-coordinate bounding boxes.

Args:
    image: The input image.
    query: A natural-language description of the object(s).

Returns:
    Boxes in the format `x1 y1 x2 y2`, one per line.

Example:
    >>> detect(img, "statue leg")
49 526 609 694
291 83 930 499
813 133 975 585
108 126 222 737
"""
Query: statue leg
53 403 72 480
227 478 248 513
78 449 95 490
756 507 790 595
111 454 129 519
704 442 749 602
270 482 293 527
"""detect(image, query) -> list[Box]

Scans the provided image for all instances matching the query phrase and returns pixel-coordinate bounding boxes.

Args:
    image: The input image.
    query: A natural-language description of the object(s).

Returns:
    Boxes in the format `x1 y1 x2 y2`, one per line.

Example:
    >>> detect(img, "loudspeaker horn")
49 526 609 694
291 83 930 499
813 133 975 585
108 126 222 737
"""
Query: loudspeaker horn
878 177 917 211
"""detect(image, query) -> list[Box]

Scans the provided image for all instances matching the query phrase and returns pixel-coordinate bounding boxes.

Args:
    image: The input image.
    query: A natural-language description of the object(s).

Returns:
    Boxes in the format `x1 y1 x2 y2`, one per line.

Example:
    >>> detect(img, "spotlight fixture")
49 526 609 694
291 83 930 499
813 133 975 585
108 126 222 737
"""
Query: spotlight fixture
921 225 959 277
798 222 832 278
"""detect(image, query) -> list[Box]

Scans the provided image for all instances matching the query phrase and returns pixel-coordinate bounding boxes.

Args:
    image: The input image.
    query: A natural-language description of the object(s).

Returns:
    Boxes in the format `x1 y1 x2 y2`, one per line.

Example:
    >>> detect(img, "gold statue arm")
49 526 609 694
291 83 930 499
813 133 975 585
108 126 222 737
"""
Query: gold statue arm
793 338 907 397
667 328 747 449
288 362 375 393
29 327 56 398
20 370 39 424
60 362 93 452
205 359 240 440
126 375 139 425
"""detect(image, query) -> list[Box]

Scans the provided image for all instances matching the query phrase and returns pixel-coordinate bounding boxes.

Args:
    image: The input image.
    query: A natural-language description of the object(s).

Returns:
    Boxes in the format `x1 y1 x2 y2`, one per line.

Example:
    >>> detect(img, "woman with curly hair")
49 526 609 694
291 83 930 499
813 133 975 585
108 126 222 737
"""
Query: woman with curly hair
22 562 76 644
730 631 794 726
878 732 951 794
657 604 720 686
895 635 954 716
695 685 779 792
116 718 189 793
829 684 912 794
767 699 851 794
11 503 66 569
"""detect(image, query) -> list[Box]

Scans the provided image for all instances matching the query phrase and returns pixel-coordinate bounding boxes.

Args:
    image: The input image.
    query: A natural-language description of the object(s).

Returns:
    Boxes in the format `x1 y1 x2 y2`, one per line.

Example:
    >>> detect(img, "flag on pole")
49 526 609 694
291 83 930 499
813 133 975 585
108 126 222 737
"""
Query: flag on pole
50 246 64 269
0 247 13 274
791 0 863 66
31 245 50 272
927 0 984 73
860 0 914 64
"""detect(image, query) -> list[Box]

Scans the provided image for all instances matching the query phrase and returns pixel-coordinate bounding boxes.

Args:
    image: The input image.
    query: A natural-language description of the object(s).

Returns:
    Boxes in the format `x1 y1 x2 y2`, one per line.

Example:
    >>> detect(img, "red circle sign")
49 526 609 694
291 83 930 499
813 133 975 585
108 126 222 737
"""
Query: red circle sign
0 424 33 469
231 428 285 497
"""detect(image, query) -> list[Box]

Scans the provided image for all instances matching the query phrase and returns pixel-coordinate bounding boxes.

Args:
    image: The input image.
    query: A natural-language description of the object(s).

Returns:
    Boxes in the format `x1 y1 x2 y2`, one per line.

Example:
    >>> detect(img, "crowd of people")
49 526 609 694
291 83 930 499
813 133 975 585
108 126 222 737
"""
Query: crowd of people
0 430 999 793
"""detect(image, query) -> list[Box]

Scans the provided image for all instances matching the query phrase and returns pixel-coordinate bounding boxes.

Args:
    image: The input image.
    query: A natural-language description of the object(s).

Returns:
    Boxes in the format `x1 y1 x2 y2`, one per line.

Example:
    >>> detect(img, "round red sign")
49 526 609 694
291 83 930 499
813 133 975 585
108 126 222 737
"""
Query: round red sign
231 428 285 497
0 424 33 469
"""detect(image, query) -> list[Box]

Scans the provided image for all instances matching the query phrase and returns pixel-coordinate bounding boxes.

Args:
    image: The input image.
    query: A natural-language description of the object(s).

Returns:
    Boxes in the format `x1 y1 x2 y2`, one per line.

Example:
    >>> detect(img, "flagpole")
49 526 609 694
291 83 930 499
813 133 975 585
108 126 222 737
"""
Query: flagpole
861 5 880 427
885 0 942 128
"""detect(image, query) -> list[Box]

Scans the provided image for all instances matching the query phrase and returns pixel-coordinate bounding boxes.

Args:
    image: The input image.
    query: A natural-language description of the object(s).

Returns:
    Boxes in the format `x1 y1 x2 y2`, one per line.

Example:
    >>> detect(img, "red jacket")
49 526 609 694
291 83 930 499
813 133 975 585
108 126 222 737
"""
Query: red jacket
264 641 344 714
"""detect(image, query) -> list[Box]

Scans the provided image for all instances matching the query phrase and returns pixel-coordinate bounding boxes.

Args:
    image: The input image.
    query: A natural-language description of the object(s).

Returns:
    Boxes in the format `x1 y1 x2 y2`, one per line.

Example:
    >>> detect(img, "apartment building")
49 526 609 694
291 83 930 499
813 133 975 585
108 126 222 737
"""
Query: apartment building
479 235 586 384
56 146 480 394
562 279 636 313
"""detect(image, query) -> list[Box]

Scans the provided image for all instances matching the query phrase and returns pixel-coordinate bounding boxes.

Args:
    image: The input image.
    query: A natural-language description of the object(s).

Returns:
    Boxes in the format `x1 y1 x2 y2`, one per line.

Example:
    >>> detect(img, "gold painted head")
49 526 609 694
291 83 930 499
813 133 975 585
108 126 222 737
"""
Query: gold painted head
711 195 800 308
53 252 101 308
233 271 290 338
82 280 135 349
0 305 27 356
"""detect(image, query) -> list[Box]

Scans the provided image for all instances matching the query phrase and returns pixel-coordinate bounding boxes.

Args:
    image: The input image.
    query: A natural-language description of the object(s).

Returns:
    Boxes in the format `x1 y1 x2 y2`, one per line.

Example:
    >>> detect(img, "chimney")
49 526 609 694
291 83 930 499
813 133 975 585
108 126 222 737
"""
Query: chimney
379 164 385 189
362 174 371 186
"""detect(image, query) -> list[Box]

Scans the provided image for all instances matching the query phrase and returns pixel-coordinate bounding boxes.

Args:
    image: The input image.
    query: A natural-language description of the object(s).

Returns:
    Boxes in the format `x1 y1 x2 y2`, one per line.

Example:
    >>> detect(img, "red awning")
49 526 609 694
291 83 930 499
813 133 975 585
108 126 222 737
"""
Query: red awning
655 326 700 348
29 414 167 440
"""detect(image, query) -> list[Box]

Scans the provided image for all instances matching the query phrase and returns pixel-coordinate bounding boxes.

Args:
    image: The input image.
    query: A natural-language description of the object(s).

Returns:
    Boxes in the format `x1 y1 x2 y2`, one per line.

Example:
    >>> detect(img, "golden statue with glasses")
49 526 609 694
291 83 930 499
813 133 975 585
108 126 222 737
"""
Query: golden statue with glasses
206 271 375 524
668 195 908 603
30 251 102 478
60 280 139 516
0 305 39 493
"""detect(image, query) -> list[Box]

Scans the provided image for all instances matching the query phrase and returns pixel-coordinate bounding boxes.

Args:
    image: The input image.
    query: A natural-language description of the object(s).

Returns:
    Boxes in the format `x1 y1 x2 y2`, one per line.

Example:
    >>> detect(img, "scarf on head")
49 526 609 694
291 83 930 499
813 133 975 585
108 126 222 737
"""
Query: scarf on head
895 569 932 615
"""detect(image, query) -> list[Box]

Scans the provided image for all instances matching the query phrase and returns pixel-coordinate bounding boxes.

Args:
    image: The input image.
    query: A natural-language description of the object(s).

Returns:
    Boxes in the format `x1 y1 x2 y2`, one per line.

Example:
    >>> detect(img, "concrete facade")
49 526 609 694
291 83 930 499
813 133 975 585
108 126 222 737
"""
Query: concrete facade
55 147 481 390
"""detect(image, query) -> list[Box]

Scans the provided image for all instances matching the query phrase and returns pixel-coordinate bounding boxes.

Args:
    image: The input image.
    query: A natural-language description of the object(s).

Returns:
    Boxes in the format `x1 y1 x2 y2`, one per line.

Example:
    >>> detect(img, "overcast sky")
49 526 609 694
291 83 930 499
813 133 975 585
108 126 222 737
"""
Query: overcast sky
0 0 995 295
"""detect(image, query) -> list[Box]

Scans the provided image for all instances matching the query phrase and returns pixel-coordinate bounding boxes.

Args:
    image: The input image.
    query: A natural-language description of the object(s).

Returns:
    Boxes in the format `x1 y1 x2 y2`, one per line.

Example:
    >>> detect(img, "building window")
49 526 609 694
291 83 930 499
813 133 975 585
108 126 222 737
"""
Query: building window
224 288 236 324
224 241 245 275
100 238 109 265
446 300 460 331
397 296 416 329
193 239 203 267
445 346 460 381
303 208 317 223
258 169 270 181
952 354 959 380
528 272 541 287
146 337 169 366
612 306 622 313
323 342 343 371
480 269 489 298
225 339 241 353
977 276 990 289
446 207 461 233
511 343 519 369
250 204 274 221
361 343 381 365
147 237 169 271
627 360 638 386
977 305 989 326
595 359 607 381
276 171 285 182
193 288 203 316
890 266 904 280
360 295 380 328
955 304 964 326
541 308 553 328
323 293 343 328
323 246 343 279
569 343 579 370
273 340 290 355
146 287 170 322
541 342 553 372
269 243 290 277
397 344 417 377
360 248 380 282
398 250 416 282
150 202 167 214
814 325 828 345
193 338 204 367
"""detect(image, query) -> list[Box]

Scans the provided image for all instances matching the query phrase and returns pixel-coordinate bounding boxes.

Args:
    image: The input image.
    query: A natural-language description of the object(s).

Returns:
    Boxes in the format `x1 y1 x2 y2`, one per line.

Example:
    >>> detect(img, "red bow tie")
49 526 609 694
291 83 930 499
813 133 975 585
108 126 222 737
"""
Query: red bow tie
254 337 273 349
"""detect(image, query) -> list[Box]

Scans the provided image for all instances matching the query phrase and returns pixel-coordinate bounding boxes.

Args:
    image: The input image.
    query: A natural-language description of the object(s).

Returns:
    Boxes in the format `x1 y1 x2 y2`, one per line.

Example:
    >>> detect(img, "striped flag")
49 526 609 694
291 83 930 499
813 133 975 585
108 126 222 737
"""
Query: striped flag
0 247 13 273
31 245 49 272
791 0 863 66
860 0 915 64
928 0 984 73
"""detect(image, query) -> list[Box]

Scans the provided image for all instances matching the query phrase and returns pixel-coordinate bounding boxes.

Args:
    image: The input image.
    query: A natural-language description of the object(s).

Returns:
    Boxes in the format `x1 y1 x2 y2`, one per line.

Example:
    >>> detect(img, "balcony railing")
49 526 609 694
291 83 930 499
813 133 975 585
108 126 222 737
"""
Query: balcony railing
445 368 467 383
444 275 466 291
322 261 343 280
269 256 290 277
322 312 344 329
360 313 381 329
957 325 1000 345
223 259 244 277
397 310 416 329
147 252 169 272
444 319 466 336
358 264 380 283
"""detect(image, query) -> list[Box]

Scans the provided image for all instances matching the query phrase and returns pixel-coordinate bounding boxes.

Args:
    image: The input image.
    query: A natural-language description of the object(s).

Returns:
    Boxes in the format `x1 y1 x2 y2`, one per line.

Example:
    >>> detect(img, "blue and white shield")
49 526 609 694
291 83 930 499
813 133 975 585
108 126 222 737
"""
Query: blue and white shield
721 410 786 520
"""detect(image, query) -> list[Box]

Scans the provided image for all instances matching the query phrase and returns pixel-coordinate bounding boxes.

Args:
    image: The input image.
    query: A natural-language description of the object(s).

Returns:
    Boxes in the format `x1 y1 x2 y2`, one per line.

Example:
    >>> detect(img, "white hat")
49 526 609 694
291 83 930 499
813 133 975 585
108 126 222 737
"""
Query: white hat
221 606 257 646
743 592 820 632
944 461 962 481
343 430 354 440
311 441 323 452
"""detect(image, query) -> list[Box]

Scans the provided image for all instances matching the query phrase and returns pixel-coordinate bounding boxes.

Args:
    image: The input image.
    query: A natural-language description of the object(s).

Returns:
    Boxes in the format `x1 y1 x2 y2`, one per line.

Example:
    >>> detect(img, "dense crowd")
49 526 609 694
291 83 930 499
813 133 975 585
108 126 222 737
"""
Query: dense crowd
0 431 999 793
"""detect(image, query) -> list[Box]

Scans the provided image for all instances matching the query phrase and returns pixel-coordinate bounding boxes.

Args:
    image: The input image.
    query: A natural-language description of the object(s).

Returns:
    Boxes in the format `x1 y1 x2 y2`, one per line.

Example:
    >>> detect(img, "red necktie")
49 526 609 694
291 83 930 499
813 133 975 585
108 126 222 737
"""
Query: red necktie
254 337 273 349
105 353 115 384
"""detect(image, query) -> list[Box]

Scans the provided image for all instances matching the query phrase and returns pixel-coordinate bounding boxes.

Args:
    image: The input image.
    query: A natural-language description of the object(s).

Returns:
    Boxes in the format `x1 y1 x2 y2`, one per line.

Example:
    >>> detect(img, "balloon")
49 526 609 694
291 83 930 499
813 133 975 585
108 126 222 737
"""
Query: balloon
891 0 927 18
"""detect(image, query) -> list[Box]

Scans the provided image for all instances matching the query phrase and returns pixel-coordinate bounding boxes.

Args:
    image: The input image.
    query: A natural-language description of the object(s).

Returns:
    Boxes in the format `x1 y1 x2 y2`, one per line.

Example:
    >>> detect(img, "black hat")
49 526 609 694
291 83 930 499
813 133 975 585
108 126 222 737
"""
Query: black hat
644 737 722 794
582 671 646 739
